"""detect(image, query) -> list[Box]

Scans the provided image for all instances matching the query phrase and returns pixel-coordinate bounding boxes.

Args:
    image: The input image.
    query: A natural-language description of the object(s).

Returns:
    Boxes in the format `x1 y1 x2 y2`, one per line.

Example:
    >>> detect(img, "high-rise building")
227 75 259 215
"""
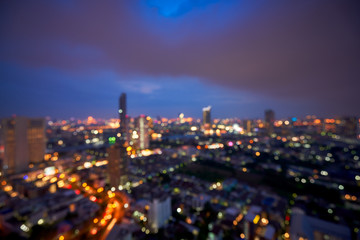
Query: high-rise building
107 144 128 187
132 115 149 150
202 106 212 129
0 117 45 174
148 194 171 233
243 119 253 133
119 93 128 144
264 109 275 134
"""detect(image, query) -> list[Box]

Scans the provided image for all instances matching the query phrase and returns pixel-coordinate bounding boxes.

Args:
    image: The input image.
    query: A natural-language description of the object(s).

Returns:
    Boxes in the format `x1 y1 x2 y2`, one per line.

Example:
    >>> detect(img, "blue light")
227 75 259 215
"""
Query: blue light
292 117 297 122
146 0 220 17
23 175 28 180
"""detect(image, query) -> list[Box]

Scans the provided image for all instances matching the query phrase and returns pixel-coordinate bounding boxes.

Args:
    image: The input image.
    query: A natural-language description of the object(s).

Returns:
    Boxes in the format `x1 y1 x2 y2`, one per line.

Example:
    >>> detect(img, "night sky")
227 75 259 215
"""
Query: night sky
1 1 360 119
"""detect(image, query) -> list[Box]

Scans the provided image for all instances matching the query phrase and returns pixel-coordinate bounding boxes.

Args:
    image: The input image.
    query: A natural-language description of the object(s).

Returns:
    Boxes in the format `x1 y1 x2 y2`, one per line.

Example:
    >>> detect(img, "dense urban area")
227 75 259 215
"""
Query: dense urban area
0 94 360 240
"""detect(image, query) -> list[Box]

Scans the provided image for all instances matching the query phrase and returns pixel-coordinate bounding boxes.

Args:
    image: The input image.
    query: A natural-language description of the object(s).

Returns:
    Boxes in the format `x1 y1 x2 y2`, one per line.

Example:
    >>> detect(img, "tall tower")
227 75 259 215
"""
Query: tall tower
132 115 149 150
107 93 129 187
202 106 212 129
264 109 275 135
119 93 128 144
107 144 128 187
1 117 45 174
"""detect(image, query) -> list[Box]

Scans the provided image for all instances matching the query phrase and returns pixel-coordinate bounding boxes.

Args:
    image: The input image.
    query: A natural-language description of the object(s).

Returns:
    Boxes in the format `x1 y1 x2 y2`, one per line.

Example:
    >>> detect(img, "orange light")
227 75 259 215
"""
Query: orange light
314 119 321 124
59 236 64 240
253 215 260 224
90 228 97 235
93 218 98 224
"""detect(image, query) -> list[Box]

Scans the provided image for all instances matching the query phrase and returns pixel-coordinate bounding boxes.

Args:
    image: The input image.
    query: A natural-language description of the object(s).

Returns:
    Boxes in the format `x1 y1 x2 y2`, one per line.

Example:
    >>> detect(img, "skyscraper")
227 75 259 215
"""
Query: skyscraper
0 117 45 174
243 119 253 133
132 115 149 150
202 106 212 130
119 93 128 144
264 109 275 134
107 93 129 187
107 144 128 187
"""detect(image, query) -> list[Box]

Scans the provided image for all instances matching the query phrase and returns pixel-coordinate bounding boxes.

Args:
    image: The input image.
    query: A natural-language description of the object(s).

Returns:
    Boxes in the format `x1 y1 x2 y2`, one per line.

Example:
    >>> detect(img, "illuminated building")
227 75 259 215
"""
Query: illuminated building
290 209 351 240
107 144 128 187
264 109 275 134
178 113 184 124
119 93 128 144
148 194 171 233
1 117 45 174
132 115 149 150
202 106 212 130
244 119 253 133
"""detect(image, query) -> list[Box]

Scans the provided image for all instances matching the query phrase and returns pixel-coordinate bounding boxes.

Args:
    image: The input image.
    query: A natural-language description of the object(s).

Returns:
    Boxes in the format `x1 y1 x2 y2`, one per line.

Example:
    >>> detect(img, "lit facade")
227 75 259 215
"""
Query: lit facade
1 117 45 174
132 115 149 150
148 195 171 233
202 106 212 130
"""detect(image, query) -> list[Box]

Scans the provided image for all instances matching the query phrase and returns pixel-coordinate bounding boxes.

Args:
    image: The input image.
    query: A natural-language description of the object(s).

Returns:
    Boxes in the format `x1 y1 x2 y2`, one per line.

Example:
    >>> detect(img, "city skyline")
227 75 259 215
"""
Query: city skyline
1 1 360 119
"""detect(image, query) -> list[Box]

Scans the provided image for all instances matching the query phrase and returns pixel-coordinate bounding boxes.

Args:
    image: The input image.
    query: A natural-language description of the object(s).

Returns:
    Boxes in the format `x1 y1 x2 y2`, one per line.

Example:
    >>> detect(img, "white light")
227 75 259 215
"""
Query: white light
84 162 92 168
177 207 181 213
20 224 29 232
320 171 328 176
111 187 115 192
124 203 129 208
338 185 344 190
118 185 123 190
38 219 44 225
355 175 360 181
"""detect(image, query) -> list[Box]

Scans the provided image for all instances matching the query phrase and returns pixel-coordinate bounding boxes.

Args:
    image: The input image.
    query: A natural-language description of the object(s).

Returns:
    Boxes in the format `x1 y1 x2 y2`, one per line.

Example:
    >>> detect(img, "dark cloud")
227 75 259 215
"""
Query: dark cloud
1 0 359 117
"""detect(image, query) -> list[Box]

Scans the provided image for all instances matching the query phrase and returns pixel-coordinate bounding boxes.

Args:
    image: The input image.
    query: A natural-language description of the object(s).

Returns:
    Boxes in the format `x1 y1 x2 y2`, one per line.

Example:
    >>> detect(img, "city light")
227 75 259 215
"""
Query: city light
1 4 359 238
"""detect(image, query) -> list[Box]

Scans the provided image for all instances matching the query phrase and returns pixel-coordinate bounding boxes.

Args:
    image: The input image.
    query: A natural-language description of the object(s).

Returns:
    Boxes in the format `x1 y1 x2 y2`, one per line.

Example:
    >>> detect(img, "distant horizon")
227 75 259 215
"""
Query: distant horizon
2 110 358 122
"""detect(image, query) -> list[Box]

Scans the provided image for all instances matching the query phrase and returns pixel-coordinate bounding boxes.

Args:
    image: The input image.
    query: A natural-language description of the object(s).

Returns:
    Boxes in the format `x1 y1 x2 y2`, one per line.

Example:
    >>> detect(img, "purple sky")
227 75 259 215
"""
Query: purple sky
1 1 359 119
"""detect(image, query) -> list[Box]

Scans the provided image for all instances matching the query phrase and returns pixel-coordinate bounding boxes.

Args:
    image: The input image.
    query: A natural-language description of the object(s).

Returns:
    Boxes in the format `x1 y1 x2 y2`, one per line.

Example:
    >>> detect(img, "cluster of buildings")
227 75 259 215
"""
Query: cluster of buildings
0 93 359 239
